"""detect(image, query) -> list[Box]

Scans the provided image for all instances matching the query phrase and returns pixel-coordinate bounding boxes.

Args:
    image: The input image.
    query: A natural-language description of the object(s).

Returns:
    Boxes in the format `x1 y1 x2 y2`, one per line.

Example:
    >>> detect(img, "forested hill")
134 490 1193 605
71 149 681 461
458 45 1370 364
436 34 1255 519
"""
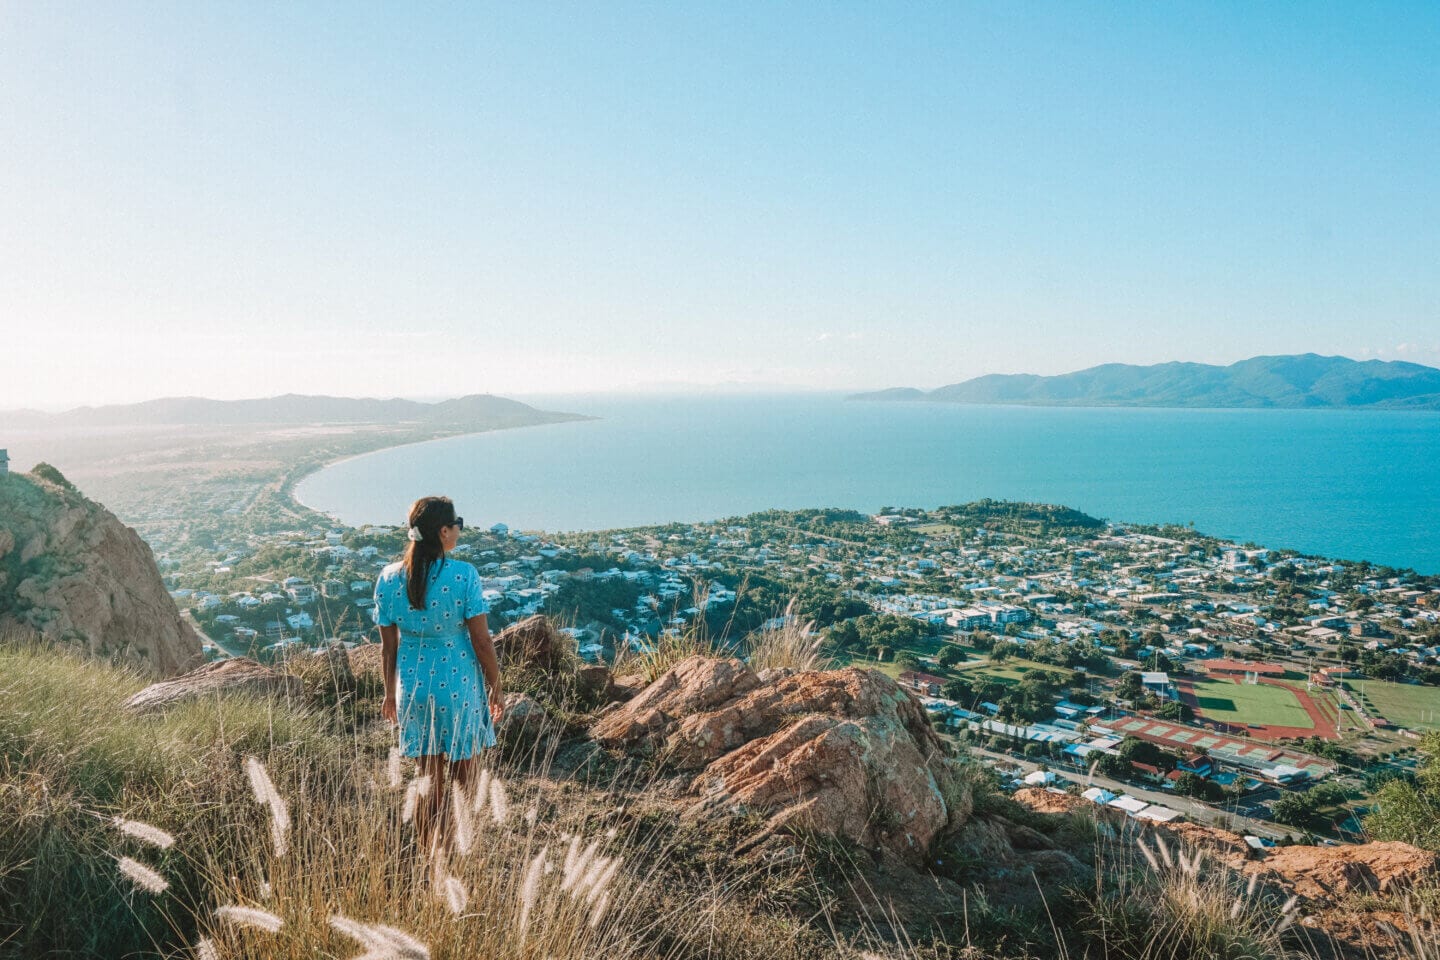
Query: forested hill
850 354 1440 410
0 393 588 427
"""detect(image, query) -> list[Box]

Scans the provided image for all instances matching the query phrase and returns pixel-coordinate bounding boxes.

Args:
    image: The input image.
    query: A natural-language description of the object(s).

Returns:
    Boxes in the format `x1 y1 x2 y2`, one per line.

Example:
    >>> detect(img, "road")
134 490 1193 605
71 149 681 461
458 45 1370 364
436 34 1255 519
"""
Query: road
966 744 1294 841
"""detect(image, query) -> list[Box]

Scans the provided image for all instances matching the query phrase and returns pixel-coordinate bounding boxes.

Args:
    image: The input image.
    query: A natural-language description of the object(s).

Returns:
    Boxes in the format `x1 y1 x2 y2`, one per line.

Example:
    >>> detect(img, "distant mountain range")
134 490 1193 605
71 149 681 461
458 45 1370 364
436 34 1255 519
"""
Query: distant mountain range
0 393 586 428
850 354 1440 410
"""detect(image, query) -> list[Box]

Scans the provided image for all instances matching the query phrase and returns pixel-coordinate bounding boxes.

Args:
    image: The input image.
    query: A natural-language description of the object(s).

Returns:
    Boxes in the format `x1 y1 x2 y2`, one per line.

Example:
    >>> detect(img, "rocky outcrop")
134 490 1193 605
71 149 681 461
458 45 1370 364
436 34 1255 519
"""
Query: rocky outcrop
124 658 303 713
492 614 574 673
0 470 201 677
591 656 966 860
1252 841 1438 902
1011 787 1440 906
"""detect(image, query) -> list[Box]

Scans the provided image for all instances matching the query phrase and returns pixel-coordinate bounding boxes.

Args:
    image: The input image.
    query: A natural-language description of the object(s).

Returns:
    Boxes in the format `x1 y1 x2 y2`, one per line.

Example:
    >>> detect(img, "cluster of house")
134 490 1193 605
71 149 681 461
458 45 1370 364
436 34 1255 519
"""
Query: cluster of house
895 663 1332 798
1017 771 1187 824
180 521 749 657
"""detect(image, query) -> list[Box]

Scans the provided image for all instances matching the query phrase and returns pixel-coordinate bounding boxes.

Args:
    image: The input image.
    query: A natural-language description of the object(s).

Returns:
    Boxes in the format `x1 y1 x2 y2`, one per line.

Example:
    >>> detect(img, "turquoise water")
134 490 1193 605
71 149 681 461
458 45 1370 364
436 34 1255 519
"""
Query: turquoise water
296 394 1440 573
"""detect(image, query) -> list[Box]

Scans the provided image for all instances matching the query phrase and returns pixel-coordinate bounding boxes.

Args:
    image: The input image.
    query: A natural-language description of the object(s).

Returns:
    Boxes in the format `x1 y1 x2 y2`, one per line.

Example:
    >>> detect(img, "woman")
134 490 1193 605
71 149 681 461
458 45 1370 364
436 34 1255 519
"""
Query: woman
374 495 503 852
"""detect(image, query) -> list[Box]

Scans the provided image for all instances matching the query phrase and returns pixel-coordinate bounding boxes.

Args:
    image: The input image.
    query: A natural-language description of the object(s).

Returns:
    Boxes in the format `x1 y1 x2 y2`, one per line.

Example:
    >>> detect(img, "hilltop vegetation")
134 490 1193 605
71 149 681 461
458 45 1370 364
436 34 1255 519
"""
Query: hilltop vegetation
4 636 1437 959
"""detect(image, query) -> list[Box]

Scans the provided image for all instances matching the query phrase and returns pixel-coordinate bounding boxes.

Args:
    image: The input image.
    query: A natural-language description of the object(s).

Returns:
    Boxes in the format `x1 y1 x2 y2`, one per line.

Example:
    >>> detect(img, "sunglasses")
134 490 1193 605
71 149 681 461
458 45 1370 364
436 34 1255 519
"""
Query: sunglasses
449 518 464 530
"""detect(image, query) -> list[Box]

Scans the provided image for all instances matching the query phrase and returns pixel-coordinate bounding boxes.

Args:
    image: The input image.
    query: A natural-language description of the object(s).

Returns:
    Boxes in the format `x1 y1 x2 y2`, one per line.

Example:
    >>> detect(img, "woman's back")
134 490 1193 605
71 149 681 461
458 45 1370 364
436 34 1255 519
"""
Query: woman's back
374 558 488 640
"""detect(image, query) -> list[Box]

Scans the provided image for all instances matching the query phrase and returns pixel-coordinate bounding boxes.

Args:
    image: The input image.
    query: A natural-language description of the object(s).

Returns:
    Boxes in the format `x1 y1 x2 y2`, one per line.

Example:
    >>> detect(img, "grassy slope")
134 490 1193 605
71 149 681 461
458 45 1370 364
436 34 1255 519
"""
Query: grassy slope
4 637 1428 960
0 638 853 960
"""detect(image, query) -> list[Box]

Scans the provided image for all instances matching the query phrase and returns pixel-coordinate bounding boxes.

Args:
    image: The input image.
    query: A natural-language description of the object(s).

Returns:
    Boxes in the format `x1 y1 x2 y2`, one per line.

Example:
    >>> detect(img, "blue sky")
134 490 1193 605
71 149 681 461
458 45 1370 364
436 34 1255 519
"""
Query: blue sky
1 2 1436 406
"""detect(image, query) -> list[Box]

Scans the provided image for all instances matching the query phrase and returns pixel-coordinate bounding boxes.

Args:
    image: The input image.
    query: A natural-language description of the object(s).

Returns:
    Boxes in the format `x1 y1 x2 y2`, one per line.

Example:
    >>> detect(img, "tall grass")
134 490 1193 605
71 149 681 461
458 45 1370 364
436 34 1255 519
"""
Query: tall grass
744 600 830 674
1079 832 1309 960
7 631 1436 960
0 634 849 959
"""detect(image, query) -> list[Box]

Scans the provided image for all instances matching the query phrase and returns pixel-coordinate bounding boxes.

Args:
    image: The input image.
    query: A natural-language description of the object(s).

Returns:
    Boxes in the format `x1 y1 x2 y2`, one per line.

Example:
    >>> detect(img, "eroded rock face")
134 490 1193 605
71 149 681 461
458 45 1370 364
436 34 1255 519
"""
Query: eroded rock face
0 471 202 677
591 655 965 859
1252 841 1439 902
124 658 303 713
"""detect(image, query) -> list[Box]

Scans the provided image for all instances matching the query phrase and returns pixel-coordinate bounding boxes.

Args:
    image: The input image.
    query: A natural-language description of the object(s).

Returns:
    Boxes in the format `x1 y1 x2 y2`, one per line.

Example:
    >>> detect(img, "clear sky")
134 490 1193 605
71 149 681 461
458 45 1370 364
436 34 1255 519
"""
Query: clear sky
1 2 1437 408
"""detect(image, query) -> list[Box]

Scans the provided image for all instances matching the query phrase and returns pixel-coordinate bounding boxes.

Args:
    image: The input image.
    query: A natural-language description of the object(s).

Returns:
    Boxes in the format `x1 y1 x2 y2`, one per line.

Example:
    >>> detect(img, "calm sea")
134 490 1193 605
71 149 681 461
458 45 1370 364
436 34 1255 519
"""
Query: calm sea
296 394 1440 574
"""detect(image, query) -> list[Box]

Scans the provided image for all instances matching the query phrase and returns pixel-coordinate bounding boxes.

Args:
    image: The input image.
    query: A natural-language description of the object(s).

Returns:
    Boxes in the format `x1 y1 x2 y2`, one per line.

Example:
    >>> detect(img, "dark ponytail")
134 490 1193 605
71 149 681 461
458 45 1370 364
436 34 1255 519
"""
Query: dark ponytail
403 496 455 611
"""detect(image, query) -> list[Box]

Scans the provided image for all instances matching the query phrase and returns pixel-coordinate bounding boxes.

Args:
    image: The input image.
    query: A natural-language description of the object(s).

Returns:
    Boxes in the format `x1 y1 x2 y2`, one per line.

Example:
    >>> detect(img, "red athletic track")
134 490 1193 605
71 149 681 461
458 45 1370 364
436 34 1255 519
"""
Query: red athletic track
1175 675 1339 741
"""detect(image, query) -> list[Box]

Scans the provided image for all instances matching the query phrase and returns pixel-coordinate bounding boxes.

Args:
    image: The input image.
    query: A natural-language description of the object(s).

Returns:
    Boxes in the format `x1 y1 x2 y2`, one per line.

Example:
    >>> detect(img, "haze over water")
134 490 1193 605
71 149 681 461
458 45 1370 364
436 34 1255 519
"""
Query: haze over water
297 394 1440 574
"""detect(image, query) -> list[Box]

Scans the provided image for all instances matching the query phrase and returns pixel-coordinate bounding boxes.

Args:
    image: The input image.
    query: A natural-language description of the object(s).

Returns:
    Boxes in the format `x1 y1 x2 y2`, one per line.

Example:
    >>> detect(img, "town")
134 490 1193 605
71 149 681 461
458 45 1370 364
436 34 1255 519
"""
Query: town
164 499 1440 845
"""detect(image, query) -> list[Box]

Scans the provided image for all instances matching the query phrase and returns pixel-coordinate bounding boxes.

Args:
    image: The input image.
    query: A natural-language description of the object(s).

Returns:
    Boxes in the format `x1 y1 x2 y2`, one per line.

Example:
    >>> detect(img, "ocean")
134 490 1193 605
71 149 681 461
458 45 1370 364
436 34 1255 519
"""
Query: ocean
295 394 1440 573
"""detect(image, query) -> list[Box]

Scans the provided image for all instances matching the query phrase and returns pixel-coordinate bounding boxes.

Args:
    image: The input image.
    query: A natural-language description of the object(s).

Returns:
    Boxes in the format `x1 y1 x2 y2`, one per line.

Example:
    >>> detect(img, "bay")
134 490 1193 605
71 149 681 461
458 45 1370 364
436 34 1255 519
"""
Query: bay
295 394 1440 574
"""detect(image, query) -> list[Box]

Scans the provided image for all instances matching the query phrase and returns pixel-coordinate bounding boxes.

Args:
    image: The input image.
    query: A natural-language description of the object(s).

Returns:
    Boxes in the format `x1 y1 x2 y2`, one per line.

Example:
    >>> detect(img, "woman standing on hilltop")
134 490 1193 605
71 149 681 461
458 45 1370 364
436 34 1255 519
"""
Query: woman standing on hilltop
374 495 503 853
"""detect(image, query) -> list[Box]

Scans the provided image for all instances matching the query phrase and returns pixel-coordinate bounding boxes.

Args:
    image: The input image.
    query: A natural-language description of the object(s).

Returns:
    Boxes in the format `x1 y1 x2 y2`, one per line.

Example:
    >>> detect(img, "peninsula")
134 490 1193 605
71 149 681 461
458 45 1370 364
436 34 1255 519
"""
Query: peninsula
0 392 588 552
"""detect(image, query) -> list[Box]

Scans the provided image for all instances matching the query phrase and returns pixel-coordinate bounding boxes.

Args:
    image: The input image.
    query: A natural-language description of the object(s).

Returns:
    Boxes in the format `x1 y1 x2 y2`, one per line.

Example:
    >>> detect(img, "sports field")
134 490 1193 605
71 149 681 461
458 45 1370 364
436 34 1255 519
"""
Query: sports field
1186 677 1314 729
1344 679 1440 732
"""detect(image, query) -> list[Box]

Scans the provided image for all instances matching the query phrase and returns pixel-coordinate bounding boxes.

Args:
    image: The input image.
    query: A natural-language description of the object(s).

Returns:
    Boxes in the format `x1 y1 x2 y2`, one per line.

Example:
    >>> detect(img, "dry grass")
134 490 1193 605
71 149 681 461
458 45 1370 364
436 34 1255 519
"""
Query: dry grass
6 630 1438 960
0 633 854 959
1079 832 1309 960
744 600 831 674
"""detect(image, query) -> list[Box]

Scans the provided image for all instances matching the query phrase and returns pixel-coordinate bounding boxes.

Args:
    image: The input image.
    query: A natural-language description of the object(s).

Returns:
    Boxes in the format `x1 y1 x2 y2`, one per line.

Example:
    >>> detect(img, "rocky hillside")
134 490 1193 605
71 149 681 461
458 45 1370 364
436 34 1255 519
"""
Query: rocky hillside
6 616 1438 958
0 466 201 677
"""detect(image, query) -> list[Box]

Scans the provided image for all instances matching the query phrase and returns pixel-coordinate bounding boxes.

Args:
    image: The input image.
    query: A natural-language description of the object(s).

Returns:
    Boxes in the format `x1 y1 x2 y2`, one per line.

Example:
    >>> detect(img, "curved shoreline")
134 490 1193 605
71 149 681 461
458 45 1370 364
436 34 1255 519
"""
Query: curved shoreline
286 415 596 522
280 398 1440 573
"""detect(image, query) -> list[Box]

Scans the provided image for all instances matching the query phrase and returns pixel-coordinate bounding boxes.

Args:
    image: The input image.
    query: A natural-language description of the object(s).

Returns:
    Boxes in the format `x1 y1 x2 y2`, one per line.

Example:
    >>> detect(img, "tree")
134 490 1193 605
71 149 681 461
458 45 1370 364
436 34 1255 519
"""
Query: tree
936 645 967 668
1366 732 1440 850
1117 736 1178 772
1155 701 1194 723
988 642 1015 663
1173 771 1224 802
895 651 924 672
1271 783 1349 829
1097 753 1131 779
942 677 974 702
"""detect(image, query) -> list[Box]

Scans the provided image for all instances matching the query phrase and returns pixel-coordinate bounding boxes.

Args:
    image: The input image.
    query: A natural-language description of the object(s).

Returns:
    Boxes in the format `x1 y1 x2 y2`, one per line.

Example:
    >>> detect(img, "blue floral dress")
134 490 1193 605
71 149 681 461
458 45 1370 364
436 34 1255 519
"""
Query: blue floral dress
373 558 495 759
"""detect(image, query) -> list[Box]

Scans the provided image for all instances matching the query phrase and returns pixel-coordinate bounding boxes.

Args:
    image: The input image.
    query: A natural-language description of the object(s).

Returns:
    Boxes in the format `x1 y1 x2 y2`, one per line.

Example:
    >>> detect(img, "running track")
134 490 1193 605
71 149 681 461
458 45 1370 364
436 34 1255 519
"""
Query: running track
1175 676 1338 740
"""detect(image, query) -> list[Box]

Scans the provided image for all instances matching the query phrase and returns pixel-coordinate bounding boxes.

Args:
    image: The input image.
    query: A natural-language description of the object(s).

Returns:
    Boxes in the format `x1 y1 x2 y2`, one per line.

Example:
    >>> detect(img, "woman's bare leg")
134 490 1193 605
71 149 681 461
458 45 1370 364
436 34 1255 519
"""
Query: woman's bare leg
450 756 477 793
414 754 448 856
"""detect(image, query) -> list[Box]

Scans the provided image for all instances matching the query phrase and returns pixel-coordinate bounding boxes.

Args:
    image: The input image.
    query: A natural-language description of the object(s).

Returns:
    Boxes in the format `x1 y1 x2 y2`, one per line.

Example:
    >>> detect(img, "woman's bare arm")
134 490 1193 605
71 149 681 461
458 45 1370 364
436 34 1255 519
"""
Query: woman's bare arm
379 623 400 723
465 613 504 720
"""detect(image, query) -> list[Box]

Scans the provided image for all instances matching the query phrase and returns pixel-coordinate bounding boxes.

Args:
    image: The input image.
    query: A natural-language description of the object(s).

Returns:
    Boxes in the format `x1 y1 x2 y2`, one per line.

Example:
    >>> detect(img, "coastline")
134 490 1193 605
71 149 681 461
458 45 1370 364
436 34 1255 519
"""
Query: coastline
285 414 597 523
283 396 1440 573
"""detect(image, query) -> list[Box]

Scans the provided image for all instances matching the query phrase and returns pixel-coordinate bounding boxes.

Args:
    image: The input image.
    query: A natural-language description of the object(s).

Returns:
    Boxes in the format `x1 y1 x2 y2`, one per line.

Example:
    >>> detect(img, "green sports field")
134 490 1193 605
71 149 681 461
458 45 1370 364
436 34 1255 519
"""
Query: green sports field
1186 677 1314 729
1344 679 1440 732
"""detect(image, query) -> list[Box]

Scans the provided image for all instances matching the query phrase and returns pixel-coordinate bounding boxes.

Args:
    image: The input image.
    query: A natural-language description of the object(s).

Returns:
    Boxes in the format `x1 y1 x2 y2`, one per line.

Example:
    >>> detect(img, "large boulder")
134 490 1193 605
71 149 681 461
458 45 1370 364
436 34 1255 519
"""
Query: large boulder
591 656 965 860
0 470 202 677
124 658 303 713
592 656 761 751
492 615 570 673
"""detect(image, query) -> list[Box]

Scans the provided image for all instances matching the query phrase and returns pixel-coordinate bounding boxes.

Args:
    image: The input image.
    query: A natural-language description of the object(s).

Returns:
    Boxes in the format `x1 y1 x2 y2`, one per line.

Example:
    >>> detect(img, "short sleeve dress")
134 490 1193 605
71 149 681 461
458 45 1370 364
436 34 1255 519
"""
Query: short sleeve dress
373 558 496 760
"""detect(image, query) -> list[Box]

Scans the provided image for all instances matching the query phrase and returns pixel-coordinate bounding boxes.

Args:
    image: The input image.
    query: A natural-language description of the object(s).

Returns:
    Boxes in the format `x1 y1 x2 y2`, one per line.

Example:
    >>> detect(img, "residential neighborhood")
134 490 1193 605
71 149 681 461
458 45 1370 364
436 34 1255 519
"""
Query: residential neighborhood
164 499 1440 842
